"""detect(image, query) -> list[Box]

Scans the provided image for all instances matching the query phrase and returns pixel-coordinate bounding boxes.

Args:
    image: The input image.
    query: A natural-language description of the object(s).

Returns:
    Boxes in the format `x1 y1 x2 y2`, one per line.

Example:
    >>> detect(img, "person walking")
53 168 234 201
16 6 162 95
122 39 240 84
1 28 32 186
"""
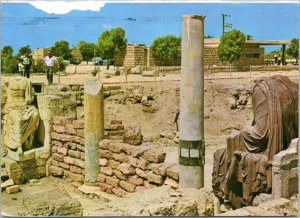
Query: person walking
43 50 58 84
20 52 31 78
18 58 25 76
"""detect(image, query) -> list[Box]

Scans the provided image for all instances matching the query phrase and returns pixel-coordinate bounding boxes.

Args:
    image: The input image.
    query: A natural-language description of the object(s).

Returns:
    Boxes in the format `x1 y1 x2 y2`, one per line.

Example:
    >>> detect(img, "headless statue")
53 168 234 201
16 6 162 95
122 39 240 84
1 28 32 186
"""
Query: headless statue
3 76 40 156
212 75 298 209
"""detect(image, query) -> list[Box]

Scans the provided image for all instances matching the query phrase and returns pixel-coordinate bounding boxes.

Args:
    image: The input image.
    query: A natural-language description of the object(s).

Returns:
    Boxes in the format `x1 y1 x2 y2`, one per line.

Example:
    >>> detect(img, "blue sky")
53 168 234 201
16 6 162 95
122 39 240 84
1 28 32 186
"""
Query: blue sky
1 2 299 54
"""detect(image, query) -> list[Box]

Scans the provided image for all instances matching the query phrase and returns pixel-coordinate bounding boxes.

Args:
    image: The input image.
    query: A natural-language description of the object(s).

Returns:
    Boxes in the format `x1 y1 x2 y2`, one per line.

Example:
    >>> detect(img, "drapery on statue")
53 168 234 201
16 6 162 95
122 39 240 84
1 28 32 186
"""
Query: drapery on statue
212 75 298 209
3 76 40 156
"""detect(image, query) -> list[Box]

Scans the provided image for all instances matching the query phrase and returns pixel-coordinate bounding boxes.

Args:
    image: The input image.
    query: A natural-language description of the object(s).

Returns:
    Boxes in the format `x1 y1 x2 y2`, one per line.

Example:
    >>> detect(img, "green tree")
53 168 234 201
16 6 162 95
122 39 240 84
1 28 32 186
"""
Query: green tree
17 45 31 57
287 38 299 64
217 29 246 63
151 34 181 66
52 40 71 59
1 46 17 74
77 40 95 64
98 27 127 69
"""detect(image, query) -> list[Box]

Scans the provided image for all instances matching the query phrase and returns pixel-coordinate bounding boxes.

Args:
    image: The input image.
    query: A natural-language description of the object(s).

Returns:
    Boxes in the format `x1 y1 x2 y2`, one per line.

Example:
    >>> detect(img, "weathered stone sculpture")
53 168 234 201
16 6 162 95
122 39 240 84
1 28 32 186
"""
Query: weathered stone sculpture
3 76 40 157
212 75 298 209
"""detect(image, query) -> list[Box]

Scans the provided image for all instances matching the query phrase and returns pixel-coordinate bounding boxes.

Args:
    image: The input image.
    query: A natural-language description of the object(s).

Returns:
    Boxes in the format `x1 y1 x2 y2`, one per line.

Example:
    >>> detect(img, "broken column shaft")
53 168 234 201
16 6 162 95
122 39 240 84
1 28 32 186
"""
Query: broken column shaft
84 79 104 185
179 14 205 188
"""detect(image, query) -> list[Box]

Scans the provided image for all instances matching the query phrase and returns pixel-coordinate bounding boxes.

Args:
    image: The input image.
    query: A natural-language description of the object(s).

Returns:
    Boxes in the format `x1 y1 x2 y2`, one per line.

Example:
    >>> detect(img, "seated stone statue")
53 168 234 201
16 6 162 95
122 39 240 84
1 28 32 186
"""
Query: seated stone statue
3 76 40 156
212 75 298 209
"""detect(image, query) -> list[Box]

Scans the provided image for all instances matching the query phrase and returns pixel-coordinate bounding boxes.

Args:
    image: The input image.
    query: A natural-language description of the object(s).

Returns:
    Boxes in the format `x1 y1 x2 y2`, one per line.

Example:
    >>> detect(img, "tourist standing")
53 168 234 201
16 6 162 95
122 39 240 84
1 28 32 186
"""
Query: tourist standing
20 52 31 78
274 54 278 65
43 50 58 84
18 58 25 76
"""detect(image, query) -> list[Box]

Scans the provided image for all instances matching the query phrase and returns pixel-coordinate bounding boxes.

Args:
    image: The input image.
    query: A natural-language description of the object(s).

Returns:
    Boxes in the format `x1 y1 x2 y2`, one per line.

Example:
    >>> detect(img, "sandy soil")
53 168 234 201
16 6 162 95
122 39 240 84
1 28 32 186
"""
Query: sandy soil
1 70 298 216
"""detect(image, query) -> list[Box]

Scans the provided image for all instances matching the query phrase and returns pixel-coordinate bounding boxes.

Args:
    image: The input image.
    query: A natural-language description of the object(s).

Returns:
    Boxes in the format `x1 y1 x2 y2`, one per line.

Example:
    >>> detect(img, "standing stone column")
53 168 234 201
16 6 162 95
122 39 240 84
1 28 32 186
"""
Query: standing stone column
84 79 104 185
179 14 205 188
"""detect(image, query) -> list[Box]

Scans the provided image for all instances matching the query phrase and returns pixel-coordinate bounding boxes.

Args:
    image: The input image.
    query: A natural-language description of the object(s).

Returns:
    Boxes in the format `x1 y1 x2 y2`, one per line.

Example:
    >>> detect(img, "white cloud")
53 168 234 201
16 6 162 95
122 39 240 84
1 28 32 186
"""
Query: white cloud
27 1 106 14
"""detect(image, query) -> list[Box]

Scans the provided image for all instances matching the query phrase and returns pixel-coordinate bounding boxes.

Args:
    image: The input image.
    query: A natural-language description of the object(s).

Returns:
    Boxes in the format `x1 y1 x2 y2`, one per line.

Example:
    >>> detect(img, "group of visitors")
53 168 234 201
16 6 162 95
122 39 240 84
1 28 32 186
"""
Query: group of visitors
18 50 59 85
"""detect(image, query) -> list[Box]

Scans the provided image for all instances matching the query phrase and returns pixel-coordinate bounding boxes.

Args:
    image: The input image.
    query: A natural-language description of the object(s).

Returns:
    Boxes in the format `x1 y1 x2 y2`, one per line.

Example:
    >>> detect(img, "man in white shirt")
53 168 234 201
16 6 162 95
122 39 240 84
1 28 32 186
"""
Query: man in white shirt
43 50 58 84
20 52 31 78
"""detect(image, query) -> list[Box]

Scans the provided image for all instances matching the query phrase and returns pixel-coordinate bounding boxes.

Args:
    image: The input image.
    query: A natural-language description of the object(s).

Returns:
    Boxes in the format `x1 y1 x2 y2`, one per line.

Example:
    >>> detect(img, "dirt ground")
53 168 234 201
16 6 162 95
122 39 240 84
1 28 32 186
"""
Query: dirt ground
1 71 298 216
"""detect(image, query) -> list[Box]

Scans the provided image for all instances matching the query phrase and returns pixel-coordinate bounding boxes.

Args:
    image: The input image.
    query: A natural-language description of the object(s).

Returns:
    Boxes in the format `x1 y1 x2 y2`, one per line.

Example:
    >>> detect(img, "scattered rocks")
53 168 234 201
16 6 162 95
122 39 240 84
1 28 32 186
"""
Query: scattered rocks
6 185 20 194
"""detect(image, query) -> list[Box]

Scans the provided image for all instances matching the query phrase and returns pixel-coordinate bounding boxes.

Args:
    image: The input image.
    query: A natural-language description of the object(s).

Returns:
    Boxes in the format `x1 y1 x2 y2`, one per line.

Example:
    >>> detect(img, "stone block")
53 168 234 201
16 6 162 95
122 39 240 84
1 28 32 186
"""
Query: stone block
52 140 63 147
166 164 179 181
51 159 60 167
148 163 175 176
120 181 136 193
64 170 84 182
77 129 84 138
107 141 124 153
112 187 127 197
52 153 64 162
69 165 82 174
123 123 143 145
110 124 125 131
74 136 84 145
123 144 150 158
77 144 85 152
137 158 148 170
74 159 85 169
80 152 85 160
111 120 122 124
5 158 21 174
8 149 36 162
99 139 111 150
37 166 46 177
49 166 64 177
1 179 14 189
144 181 157 189
65 125 77 135
106 176 120 187
52 146 58 153
164 178 179 189
136 168 147 178
128 175 144 186
98 174 106 183
99 183 113 194
272 138 298 200
99 158 108 166
101 167 113 176
6 185 20 194
128 156 138 167
68 150 81 159
113 169 128 180
59 162 70 170
65 142 78 150
53 116 74 126
117 163 135 175
99 149 113 159
146 171 163 185
108 159 120 169
36 158 46 167
72 119 84 129
64 156 75 165
112 152 129 163
142 146 166 163
57 146 68 156
53 125 66 134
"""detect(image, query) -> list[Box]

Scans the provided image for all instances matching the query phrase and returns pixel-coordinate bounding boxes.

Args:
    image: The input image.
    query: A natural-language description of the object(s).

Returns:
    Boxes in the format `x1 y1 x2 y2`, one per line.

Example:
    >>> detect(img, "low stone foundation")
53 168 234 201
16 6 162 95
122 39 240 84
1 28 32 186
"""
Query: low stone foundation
49 116 179 196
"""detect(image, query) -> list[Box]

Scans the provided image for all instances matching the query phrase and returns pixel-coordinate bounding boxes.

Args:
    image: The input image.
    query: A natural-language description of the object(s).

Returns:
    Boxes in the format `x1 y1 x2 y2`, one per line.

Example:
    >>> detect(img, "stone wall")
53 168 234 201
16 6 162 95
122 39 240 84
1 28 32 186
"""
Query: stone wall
43 84 123 106
115 44 147 67
49 116 179 197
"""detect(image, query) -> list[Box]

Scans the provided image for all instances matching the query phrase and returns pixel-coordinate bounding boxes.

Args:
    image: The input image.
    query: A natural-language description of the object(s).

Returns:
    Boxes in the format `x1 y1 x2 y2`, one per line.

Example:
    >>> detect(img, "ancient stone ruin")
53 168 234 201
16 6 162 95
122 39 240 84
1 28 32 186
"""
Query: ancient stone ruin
212 75 298 210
